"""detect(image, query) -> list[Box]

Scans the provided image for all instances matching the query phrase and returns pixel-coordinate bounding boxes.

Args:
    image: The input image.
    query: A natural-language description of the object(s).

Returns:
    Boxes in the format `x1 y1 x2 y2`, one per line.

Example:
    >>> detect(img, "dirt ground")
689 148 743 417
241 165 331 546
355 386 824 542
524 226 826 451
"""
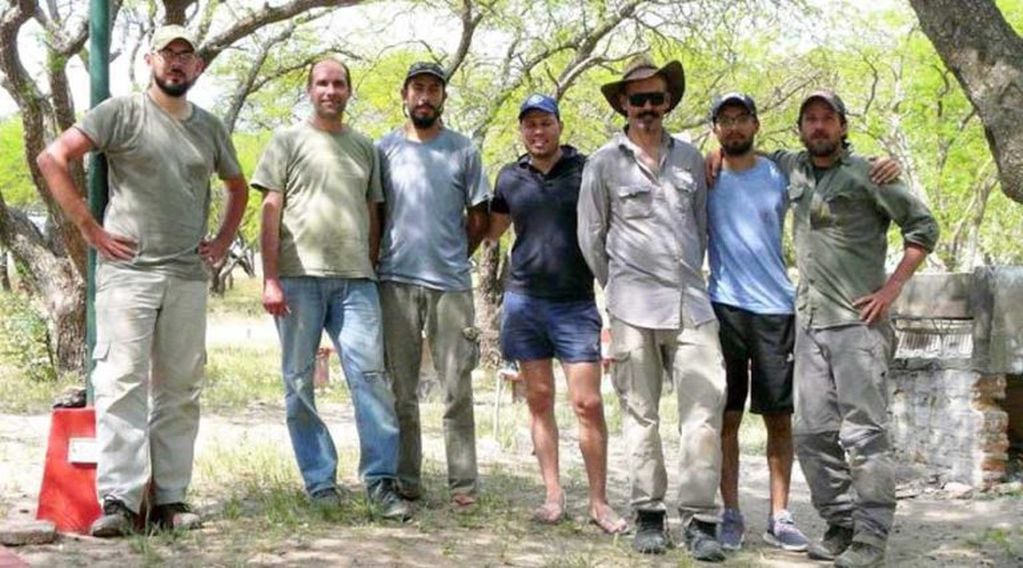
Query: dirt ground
1 314 1021 567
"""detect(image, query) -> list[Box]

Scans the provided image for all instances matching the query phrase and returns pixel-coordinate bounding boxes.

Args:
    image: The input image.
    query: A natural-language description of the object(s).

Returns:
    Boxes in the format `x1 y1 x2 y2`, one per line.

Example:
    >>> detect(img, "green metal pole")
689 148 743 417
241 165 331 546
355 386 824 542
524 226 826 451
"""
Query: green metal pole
86 0 110 403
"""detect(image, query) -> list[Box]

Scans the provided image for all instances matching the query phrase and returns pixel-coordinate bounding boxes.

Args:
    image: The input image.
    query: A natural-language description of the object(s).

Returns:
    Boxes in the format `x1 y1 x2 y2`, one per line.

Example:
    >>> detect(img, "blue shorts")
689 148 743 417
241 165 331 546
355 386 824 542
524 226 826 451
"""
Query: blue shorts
500 291 601 363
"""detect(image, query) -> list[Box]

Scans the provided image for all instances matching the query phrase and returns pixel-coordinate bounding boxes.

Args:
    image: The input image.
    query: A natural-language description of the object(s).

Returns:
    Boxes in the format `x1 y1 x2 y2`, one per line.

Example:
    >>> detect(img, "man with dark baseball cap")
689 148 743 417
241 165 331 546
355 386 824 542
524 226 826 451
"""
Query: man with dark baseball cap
376 59 489 509
706 91 810 554
770 90 938 567
579 55 726 561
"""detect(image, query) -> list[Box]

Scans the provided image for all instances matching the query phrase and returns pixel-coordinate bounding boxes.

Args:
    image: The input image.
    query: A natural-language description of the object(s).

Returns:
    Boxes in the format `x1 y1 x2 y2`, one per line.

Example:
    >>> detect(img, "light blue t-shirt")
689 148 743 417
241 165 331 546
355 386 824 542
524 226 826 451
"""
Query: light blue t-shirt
707 156 795 314
376 127 490 291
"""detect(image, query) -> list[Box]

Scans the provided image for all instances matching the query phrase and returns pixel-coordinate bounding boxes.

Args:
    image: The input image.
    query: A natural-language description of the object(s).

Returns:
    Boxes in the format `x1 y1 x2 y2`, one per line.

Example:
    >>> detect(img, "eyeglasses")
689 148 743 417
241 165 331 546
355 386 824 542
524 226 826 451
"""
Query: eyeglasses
157 49 197 64
628 92 666 107
715 114 754 128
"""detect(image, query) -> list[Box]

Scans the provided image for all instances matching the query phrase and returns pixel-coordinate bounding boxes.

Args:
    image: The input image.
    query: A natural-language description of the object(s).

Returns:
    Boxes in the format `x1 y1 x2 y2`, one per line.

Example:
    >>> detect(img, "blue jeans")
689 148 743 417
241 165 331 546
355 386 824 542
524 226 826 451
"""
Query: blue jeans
276 277 399 495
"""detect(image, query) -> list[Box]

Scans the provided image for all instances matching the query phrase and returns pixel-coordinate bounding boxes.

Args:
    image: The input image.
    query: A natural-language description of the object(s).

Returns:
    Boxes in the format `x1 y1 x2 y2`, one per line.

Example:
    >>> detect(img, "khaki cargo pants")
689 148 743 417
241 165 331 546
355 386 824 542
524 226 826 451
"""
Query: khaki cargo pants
92 266 207 513
609 315 726 525
380 282 479 497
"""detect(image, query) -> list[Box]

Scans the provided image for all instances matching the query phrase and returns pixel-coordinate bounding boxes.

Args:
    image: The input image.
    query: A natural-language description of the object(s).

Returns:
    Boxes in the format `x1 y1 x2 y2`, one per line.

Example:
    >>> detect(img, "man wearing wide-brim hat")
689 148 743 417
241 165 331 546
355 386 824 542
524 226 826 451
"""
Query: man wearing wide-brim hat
578 55 727 562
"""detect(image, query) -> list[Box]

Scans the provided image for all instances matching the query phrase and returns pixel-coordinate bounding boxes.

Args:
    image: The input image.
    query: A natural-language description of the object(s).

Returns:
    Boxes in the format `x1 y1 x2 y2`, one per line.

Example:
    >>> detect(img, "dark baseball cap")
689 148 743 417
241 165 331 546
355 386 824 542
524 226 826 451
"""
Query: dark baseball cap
404 61 447 87
518 93 560 120
798 90 847 122
710 92 757 122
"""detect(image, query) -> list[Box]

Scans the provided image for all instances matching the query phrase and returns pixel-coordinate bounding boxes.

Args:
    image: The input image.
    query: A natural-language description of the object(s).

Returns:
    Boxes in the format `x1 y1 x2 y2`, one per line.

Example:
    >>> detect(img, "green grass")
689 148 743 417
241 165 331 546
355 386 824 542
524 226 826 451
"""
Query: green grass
0 364 81 413
207 275 263 317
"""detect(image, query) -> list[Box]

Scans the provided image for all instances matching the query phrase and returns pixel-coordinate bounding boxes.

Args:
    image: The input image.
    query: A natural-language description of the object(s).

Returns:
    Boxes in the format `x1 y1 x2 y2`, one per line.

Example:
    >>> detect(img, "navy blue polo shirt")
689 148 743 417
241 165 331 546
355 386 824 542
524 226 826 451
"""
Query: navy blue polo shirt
491 145 594 300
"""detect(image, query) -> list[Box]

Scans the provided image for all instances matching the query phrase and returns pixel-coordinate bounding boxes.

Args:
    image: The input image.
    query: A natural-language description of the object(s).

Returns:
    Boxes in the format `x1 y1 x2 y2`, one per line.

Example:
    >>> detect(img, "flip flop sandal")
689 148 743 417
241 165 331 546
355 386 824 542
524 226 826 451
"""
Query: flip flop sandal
590 508 629 535
531 493 566 524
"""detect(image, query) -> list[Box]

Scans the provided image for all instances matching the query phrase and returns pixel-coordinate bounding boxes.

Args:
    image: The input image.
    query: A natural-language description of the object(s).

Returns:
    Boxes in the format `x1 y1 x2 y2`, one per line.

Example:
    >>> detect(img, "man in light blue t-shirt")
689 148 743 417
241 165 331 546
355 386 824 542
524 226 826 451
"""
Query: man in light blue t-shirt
706 93 809 553
375 62 490 508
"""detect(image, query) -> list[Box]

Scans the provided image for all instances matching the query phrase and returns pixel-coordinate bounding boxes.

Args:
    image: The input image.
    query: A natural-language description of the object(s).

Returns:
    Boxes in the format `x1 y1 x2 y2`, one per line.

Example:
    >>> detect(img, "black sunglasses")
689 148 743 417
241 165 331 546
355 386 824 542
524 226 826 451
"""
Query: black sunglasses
628 91 667 107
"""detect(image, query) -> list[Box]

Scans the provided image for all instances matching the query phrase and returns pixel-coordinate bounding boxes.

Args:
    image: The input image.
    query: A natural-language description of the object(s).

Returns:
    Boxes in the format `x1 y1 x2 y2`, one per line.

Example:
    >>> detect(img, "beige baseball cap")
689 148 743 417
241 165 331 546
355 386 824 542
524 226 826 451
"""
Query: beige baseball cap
151 25 197 51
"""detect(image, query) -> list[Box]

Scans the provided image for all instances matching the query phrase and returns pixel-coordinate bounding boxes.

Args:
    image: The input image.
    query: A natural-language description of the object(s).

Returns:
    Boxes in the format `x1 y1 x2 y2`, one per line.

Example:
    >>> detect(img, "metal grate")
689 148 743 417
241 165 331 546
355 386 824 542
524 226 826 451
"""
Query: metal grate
893 317 973 358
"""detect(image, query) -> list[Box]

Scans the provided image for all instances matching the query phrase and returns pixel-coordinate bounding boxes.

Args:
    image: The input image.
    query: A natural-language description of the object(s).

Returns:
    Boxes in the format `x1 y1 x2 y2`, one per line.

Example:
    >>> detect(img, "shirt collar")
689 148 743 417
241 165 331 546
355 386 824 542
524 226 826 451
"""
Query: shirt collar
516 145 579 174
614 128 674 157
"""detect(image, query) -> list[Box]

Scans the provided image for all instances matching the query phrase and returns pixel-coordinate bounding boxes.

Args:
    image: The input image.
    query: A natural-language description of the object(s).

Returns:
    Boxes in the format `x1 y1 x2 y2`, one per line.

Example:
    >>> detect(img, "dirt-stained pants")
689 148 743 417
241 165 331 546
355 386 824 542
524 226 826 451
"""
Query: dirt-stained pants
793 321 897 548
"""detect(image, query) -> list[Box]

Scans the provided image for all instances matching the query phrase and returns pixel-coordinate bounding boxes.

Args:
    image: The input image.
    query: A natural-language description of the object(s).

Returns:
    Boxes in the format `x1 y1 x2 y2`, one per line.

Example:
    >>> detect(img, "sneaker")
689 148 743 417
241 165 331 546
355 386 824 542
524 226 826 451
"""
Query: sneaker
90 498 136 538
397 482 423 502
718 508 745 551
632 510 669 554
151 502 202 531
806 524 854 561
367 479 413 521
835 541 886 567
763 510 809 551
310 487 344 508
684 520 726 562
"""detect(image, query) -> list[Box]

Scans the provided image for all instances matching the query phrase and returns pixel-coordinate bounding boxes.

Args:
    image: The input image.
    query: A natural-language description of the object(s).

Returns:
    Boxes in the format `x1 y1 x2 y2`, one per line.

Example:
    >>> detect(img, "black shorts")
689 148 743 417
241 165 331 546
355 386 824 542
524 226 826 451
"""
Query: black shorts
713 302 794 414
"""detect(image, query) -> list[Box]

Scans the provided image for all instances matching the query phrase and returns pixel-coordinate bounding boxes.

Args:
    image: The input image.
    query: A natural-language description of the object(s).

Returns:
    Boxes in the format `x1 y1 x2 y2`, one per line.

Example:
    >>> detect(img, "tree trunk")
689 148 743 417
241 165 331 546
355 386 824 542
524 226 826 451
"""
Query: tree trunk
909 0 1023 203
0 249 10 292
475 240 505 370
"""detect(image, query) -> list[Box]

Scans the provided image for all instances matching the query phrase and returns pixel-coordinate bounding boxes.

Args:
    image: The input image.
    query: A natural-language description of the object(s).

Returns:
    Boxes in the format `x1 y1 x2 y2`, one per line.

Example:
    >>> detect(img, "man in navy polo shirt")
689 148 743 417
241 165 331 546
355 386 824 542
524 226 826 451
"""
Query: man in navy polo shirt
486 94 626 534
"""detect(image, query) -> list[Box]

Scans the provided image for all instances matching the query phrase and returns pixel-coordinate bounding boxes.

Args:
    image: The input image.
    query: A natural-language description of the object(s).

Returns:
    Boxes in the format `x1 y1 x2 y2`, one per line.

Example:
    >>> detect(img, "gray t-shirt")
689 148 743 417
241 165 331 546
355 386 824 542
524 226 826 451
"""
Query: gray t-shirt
76 92 241 280
376 127 490 291
251 122 383 279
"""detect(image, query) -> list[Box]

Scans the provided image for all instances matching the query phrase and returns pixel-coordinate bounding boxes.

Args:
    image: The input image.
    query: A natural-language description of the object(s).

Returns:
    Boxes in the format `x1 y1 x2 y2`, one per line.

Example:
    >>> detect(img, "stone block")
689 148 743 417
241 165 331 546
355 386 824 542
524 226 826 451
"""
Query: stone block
0 519 57 546
972 266 1023 374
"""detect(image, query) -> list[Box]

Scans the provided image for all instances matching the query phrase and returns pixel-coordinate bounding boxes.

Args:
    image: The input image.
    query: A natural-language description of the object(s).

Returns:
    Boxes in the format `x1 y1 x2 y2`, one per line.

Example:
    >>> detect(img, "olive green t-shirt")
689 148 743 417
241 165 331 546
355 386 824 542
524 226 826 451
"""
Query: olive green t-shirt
76 92 242 281
251 122 383 279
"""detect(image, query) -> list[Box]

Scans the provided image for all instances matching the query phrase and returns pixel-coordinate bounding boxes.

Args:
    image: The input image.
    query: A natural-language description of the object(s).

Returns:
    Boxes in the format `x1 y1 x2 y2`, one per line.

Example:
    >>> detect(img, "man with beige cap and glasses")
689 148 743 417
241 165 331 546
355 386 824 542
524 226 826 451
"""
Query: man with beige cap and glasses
37 24 248 536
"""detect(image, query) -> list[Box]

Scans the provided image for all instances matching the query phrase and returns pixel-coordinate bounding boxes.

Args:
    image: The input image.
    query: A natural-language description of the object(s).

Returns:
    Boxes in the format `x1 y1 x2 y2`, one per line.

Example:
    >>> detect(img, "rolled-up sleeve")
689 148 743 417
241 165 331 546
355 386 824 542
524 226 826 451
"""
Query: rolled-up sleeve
577 157 610 287
873 181 940 252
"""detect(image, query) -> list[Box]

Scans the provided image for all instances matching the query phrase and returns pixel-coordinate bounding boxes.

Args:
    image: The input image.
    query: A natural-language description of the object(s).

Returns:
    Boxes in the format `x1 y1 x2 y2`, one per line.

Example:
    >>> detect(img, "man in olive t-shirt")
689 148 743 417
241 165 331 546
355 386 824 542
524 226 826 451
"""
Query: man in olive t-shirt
37 25 249 537
252 55 410 521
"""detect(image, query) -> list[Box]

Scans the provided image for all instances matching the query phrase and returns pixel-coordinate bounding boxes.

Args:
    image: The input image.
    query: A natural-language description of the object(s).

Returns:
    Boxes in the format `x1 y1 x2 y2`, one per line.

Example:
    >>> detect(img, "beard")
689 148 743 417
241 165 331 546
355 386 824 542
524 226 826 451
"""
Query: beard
408 103 442 128
721 137 754 156
154 73 193 98
803 136 840 157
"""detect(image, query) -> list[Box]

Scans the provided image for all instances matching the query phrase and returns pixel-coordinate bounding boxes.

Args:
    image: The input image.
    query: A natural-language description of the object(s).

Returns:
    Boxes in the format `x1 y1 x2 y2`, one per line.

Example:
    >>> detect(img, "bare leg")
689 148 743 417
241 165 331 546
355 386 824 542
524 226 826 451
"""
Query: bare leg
564 361 625 532
720 410 743 510
521 359 562 506
763 412 794 515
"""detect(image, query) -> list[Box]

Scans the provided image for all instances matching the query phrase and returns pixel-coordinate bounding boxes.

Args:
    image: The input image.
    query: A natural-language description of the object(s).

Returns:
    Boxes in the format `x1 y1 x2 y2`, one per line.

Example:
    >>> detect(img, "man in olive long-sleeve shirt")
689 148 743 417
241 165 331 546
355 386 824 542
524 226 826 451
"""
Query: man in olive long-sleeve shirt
577 55 726 562
773 91 938 568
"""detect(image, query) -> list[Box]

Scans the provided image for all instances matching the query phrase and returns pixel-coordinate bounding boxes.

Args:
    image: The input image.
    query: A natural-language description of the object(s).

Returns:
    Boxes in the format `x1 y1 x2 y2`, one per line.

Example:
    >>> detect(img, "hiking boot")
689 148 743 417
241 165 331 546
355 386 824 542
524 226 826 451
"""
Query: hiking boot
90 498 136 538
152 502 202 531
684 519 726 562
632 510 669 554
718 507 745 551
835 541 886 568
310 487 344 508
763 509 809 551
367 479 413 522
806 524 854 561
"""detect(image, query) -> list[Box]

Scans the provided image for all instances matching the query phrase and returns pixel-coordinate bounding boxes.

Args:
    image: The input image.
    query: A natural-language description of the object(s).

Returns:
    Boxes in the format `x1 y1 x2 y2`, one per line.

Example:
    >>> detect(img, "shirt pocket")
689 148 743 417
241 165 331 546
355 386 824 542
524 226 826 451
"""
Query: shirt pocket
615 184 654 219
672 175 695 211
787 182 807 203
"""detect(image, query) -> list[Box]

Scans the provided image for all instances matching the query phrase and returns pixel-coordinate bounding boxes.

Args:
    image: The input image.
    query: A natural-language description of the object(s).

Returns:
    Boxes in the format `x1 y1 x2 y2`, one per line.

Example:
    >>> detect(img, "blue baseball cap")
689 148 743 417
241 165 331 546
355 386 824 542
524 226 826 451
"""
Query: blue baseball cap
518 93 560 120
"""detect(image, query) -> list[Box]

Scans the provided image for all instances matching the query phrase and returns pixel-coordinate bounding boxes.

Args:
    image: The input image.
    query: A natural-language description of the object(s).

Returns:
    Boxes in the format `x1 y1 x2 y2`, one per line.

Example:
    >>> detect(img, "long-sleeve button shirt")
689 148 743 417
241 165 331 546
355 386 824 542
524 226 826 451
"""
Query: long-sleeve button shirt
771 149 939 329
578 131 714 330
